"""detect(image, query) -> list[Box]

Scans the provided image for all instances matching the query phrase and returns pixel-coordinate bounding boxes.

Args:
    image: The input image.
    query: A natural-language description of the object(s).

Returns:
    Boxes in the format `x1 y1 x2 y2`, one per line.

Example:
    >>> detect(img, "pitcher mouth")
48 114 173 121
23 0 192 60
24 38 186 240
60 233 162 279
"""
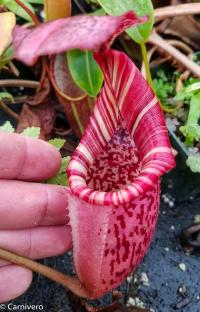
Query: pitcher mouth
67 50 175 206
67 120 173 206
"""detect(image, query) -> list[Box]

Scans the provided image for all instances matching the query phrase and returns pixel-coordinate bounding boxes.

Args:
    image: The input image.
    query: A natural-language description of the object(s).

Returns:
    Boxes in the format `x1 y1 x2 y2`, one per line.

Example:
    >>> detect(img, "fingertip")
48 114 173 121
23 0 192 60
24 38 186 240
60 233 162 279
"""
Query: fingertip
0 265 32 303
29 225 72 258
0 132 62 181
18 135 62 181
41 225 72 256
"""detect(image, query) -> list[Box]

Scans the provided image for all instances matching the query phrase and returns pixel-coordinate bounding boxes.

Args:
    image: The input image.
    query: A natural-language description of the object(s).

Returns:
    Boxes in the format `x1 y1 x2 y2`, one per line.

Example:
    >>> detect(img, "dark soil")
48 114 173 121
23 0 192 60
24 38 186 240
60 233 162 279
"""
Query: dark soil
135 195 200 312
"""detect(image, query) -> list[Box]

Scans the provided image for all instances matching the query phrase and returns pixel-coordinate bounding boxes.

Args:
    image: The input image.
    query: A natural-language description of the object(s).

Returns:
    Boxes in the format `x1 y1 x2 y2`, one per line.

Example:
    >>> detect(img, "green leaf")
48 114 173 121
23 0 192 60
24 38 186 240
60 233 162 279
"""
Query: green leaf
184 82 200 94
174 91 190 101
67 49 103 97
180 92 200 145
175 82 200 101
186 155 200 173
22 127 40 138
180 124 200 143
0 92 14 102
47 156 70 186
0 46 14 70
0 121 14 132
2 0 35 22
26 0 43 3
90 8 105 16
49 138 65 150
97 0 154 43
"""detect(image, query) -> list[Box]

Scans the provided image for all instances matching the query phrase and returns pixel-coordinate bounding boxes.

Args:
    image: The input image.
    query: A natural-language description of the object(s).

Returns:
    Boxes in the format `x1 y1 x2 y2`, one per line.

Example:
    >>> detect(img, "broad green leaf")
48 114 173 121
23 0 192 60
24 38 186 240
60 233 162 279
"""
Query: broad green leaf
67 49 103 97
0 12 16 57
97 0 154 43
2 0 35 22
47 156 70 186
49 138 65 150
0 92 14 102
90 8 105 16
0 121 14 133
186 155 200 173
22 127 40 138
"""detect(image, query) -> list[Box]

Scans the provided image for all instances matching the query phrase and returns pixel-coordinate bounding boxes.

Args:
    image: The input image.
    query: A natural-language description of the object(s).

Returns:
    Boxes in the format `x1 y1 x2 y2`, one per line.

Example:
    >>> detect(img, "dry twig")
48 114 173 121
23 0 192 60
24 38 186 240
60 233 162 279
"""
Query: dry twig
154 3 200 22
0 79 39 88
149 31 200 77
0 247 90 298
0 100 20 120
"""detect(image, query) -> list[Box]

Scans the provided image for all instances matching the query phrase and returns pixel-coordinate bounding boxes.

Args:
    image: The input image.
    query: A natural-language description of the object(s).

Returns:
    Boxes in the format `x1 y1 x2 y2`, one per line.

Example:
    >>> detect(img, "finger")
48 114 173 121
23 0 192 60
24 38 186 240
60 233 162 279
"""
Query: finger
0 265 32 303
0 132 61 181
0 181 70 229
0 225 72 267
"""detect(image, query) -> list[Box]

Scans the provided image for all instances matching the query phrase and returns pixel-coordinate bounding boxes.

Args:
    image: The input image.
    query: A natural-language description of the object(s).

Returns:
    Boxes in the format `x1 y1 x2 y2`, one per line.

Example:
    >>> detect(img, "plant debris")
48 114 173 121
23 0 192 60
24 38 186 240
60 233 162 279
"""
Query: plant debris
172 297 191 310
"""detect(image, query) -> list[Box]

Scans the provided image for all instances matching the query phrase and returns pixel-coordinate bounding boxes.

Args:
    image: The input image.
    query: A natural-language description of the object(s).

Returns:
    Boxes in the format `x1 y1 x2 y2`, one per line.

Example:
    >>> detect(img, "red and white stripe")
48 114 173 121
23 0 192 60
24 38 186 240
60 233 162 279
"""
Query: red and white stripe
67 49 175 205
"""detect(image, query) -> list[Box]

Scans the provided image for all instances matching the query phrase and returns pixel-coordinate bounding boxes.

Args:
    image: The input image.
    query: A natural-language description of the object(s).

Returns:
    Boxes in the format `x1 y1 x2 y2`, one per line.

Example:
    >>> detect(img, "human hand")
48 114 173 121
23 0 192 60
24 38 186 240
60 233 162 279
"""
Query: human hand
0 132 72 303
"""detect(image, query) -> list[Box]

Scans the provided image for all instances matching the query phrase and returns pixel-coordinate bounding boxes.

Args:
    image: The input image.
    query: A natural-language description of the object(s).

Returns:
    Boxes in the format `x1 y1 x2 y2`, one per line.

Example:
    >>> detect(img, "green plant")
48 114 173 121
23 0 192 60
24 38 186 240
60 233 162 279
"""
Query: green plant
175 80 200 172
175 81 200 145
153 70 176 104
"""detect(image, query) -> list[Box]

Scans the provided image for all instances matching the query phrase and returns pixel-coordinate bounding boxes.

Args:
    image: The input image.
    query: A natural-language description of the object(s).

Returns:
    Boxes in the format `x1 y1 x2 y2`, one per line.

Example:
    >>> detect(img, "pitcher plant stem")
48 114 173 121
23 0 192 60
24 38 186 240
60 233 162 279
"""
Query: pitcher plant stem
0 247 89 298
140 42 154 91
15 0 40 25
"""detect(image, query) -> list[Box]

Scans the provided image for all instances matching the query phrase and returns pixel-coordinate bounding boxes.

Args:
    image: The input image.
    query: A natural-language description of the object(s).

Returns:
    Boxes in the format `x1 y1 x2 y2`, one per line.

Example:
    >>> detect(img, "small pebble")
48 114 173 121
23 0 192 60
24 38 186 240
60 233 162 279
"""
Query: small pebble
179 263 186 272
162 194 175 207
194 214 200 224
133 276 138 283
140 272 150 287
188 147 199 155
126 297 145 308
40 10 45 19
178 284 187 296
164 247 169 252
127 275 133 283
